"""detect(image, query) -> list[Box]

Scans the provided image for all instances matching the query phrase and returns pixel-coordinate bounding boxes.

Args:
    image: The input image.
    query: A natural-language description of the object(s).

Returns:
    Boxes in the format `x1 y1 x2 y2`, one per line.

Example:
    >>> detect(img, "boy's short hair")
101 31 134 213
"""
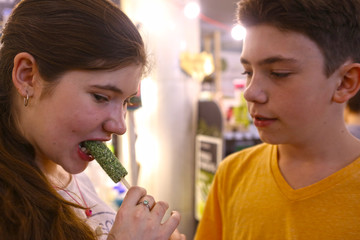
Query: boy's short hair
237 0 360 77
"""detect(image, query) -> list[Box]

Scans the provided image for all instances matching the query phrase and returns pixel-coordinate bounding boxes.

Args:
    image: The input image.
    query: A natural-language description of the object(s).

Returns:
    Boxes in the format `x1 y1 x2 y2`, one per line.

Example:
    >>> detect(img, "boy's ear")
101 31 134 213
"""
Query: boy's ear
333 63 360 103
12 52 38 98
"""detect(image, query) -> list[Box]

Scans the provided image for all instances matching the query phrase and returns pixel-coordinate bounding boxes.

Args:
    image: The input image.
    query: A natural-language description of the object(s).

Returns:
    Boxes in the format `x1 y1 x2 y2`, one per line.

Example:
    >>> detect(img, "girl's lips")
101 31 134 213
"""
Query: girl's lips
253 116 276 128
77 145 94 162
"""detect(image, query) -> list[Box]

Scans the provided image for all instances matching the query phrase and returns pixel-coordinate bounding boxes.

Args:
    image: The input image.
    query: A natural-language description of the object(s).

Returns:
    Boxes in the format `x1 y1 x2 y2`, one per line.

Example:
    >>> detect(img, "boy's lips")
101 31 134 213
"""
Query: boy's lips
252 114 277 127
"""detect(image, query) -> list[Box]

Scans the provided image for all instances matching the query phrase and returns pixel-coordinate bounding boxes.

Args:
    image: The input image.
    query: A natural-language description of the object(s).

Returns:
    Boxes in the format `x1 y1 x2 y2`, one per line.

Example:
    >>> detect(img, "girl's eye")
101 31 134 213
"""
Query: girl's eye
93 93 109 103
124 97 135 106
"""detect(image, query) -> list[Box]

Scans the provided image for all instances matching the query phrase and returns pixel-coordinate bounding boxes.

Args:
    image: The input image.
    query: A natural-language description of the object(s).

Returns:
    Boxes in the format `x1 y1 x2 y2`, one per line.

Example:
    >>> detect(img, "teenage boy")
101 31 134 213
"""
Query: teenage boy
195 0 360 239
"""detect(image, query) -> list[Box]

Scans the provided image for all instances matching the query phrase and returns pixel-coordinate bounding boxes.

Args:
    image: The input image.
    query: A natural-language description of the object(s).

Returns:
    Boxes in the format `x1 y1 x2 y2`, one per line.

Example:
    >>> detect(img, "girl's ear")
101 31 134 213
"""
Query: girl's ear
333 63 360 103
12 52 38 98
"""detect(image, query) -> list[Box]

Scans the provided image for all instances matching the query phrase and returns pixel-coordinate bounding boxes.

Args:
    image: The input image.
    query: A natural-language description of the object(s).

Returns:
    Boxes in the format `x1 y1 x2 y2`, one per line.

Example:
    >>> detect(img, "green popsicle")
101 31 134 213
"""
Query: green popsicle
83 141 130 188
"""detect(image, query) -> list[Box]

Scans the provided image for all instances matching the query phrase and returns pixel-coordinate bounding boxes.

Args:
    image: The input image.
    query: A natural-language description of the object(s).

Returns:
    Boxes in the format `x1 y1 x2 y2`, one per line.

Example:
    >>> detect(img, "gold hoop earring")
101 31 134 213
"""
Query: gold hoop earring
24 93 29 107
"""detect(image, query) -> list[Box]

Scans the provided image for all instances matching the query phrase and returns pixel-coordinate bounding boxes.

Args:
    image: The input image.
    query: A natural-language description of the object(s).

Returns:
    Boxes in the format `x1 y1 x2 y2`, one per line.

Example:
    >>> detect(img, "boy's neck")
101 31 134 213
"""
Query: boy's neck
277 133 360 189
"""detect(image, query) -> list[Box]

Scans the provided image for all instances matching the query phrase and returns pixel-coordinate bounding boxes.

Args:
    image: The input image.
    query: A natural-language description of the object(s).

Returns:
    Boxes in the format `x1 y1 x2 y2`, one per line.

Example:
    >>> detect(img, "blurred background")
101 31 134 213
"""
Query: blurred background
200 0 243 51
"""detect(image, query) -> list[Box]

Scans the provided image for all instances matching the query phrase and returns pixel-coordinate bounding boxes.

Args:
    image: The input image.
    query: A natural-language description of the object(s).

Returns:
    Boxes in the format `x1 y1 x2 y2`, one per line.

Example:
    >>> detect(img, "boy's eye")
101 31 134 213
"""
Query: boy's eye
93 93 109 102
270 72 291 78
241 70 253 77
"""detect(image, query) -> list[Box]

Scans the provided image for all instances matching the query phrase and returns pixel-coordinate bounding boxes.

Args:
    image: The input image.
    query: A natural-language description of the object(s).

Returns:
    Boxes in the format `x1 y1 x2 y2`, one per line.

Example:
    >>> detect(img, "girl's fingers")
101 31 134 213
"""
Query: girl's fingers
150 200 169 221
169 228 187 240
119 186 146 208
161 210 181 238
113 186 184 240
137 195 155 210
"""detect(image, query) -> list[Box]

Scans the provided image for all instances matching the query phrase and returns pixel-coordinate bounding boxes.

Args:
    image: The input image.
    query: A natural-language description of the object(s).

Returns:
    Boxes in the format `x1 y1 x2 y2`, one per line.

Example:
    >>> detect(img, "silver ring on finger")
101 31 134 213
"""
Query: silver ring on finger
138 199 151 210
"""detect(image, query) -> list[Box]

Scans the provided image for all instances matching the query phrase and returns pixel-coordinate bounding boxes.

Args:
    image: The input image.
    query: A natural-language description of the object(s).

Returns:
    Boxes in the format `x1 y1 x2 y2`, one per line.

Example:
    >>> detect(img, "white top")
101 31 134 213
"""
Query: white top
57 172 116 240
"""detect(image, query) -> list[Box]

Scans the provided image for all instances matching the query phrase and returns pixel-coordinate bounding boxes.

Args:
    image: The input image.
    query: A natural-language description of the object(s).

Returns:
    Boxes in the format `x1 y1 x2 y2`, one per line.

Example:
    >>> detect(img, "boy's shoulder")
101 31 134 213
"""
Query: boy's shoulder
224 142 273 162
219 143 274 170
215 143 275 185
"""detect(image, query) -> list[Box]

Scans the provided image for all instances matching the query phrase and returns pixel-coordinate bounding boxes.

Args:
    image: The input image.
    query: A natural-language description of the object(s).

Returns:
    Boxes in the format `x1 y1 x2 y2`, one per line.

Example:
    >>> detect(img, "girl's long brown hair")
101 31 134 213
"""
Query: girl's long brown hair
0 0 146 239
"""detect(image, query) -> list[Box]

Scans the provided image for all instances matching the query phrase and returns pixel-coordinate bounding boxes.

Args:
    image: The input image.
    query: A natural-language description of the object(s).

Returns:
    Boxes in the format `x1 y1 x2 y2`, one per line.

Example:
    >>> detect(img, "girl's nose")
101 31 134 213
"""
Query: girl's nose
102 108 127 135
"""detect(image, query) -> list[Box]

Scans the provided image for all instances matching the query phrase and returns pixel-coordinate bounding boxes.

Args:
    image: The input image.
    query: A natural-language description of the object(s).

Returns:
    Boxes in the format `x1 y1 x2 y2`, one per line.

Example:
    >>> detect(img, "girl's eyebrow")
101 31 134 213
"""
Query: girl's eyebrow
91 84 138 96
91 84 123 94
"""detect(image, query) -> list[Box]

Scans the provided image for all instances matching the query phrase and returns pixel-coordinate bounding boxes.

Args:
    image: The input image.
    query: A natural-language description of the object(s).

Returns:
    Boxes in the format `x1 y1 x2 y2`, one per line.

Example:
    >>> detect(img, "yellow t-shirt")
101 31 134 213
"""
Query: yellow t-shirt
194 143 360 240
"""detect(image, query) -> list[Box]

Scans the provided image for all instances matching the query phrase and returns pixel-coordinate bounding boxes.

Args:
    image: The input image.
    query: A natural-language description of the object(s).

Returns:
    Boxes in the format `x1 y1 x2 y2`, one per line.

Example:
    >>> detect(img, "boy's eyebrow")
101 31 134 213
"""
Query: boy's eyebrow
240 56 298 66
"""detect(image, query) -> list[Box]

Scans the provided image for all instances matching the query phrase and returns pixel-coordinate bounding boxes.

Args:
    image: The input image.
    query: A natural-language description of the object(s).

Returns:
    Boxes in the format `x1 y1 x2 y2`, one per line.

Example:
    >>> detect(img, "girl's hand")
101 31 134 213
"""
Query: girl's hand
108 186 182 240
169 228 186 240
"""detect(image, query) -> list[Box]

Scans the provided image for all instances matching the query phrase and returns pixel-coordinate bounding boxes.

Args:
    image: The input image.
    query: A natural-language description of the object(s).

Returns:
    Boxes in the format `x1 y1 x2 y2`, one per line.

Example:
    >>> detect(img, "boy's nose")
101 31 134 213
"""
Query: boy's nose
243 76 268 104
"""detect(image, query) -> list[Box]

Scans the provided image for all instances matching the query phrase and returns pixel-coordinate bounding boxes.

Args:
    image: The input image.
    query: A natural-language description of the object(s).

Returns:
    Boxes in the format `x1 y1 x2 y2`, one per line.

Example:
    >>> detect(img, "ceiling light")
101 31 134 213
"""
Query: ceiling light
231 25 246 41
184 2 200 19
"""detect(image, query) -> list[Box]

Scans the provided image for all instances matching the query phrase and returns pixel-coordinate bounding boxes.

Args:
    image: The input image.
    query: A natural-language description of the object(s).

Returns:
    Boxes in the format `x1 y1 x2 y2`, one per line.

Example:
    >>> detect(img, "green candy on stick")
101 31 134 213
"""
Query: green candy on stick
84 141 130 189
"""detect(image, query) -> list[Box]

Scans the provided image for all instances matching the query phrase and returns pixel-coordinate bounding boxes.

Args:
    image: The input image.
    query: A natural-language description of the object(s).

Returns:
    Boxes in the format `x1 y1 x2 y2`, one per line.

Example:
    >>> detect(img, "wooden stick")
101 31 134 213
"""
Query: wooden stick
121 178 131 189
